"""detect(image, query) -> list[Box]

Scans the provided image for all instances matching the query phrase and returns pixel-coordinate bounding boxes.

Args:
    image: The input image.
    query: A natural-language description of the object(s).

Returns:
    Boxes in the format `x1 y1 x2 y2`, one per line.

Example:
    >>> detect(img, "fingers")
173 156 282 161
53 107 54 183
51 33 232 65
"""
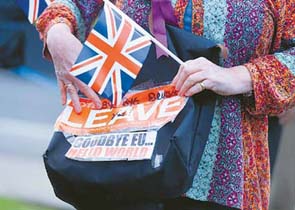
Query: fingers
56 69 82 113
64 82 82 113
172 60 203 91
178 71 206 96
171 63 185 85
72 77 102 109
58 80 67 105
174 62 192 90
185 80 208 97
57 71 102 113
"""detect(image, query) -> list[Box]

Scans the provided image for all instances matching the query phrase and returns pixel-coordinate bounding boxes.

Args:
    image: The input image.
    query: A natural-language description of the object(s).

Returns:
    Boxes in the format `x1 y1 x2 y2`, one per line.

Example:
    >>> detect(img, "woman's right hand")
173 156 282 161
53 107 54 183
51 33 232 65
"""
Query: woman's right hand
46 23 101 113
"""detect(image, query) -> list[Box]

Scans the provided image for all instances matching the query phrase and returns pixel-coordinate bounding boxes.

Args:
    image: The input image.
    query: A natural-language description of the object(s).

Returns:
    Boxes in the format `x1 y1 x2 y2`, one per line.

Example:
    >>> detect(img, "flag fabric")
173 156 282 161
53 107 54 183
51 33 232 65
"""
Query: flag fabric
70 2 152 105
15 0 52 24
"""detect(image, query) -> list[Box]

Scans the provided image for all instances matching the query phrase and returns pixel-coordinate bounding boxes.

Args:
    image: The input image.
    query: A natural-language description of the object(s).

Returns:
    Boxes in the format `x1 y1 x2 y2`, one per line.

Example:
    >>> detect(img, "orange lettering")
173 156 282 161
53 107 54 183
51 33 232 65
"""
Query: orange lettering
66 148 79 158
105 147 118 157
88 147 103 158
138 147 149 158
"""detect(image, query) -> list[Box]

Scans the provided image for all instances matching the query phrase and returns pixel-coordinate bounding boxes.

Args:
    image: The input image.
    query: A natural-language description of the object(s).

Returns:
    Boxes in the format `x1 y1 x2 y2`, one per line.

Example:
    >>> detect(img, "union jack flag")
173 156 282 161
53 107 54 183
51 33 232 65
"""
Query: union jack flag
15 0 53 24
70 3 152 105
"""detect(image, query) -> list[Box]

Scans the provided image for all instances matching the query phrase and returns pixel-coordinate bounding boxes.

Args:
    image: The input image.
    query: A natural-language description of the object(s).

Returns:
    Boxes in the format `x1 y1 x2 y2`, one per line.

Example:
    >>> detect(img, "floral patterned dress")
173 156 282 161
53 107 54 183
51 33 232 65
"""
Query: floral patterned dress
36 0 295 210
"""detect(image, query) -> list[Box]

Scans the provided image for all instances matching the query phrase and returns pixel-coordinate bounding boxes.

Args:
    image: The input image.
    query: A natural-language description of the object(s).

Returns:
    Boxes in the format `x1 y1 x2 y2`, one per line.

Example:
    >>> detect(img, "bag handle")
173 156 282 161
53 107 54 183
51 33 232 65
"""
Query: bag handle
151 0 178 57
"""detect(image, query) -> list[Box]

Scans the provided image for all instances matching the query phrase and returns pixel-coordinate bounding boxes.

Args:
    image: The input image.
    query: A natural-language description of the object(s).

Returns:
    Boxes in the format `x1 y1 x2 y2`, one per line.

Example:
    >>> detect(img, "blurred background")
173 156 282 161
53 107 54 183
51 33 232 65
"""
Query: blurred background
0 1 72 210
0 1 294 210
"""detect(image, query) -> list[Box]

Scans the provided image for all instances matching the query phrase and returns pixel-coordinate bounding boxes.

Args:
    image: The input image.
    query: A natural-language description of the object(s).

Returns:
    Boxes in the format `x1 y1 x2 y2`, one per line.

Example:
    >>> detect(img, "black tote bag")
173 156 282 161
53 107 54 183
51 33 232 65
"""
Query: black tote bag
43 25 220 208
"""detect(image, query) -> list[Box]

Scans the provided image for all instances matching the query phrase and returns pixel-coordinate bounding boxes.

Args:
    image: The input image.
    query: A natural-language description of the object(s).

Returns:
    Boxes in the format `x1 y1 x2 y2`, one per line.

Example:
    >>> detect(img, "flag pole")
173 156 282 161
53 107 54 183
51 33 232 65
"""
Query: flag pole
103 0 185 66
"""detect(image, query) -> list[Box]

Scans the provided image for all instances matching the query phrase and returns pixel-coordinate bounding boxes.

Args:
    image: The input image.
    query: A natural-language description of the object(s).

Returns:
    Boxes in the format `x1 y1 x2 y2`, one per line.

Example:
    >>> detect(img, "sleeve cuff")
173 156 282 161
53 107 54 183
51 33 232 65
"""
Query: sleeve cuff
36 3 77 60
242 62 262 115
243 55 295 116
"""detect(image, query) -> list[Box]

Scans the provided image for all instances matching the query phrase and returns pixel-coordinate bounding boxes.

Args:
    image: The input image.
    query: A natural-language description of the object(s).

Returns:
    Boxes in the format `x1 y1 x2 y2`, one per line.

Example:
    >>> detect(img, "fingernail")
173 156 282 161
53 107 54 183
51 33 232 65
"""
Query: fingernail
75 107 82 114
96 102 102 109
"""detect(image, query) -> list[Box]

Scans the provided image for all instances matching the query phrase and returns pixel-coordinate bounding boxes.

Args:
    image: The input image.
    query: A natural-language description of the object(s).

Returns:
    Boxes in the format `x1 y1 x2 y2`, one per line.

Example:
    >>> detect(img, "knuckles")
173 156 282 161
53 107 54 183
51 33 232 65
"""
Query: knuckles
182 66 191 76
187 74 196 85
79 85 91 94
67 87 76 94
195 56 207 63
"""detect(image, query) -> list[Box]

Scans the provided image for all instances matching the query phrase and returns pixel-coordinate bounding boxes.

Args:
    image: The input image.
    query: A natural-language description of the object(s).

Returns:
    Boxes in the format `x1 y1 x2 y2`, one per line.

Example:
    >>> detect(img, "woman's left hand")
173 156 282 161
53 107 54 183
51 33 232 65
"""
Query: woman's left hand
172 57 253 96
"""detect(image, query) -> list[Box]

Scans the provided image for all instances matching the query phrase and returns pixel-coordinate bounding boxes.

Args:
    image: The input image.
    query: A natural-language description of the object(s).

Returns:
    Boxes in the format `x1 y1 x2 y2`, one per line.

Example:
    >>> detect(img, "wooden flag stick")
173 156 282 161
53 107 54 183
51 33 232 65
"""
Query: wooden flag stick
103 0 185 66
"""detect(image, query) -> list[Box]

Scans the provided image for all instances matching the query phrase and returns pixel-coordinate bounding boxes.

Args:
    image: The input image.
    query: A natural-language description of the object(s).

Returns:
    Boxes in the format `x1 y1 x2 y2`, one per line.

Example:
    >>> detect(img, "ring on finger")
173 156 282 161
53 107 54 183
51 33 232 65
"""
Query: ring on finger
199 82 206 91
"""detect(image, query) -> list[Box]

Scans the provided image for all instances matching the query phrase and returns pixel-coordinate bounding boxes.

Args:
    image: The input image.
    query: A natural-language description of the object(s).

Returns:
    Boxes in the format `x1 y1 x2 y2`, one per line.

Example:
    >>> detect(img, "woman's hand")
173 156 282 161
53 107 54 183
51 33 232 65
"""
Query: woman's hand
172 57 253 96
46 23 101 113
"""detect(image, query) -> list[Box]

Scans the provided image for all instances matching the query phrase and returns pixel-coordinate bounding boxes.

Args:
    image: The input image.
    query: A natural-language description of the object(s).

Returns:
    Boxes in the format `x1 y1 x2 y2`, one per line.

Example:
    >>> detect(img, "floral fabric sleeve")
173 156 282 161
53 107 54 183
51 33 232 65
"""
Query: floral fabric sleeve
36 0 107 42
36 0 118 59
244 0 295 115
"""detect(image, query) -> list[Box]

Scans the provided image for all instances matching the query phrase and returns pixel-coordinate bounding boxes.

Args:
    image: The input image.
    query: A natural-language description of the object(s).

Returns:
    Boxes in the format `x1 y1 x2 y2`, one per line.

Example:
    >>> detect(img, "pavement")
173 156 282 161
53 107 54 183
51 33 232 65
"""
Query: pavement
0 17 73 209
0 69 73 209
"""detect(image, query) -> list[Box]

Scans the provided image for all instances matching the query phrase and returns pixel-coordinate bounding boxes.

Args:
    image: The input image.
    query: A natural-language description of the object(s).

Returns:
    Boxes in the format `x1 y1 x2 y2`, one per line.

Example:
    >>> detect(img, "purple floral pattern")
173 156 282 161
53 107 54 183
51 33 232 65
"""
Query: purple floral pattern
223 0 265 67
118 0 151 29
71 0 105 40
205 1 265 208
207 97 243 209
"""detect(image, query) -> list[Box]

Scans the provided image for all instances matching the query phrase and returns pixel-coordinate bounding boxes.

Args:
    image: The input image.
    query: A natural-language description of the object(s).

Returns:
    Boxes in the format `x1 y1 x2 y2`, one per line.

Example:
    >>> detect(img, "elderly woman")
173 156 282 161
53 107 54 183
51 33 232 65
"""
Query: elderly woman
36 0 295 210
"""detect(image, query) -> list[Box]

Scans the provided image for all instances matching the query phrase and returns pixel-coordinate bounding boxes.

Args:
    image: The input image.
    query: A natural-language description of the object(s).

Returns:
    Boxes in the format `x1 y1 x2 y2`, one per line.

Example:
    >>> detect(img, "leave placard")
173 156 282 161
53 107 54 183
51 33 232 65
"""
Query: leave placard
55 85 187 135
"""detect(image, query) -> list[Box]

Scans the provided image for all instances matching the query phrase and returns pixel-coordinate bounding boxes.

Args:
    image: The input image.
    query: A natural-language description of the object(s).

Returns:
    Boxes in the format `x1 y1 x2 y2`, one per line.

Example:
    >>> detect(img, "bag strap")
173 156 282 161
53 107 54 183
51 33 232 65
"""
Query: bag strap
150 1 228 60
151 0 178 57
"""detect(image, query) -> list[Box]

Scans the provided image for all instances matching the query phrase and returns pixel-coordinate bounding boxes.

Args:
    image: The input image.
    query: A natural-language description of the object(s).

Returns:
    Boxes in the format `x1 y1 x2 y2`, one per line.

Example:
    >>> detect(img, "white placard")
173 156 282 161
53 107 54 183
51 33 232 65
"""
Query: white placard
66 131 157 161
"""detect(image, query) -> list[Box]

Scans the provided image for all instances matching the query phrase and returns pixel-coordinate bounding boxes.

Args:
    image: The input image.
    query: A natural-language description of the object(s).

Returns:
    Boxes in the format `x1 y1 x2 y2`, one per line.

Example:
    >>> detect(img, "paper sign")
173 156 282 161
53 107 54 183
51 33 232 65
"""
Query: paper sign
55 85 188 135
65 131 157 161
